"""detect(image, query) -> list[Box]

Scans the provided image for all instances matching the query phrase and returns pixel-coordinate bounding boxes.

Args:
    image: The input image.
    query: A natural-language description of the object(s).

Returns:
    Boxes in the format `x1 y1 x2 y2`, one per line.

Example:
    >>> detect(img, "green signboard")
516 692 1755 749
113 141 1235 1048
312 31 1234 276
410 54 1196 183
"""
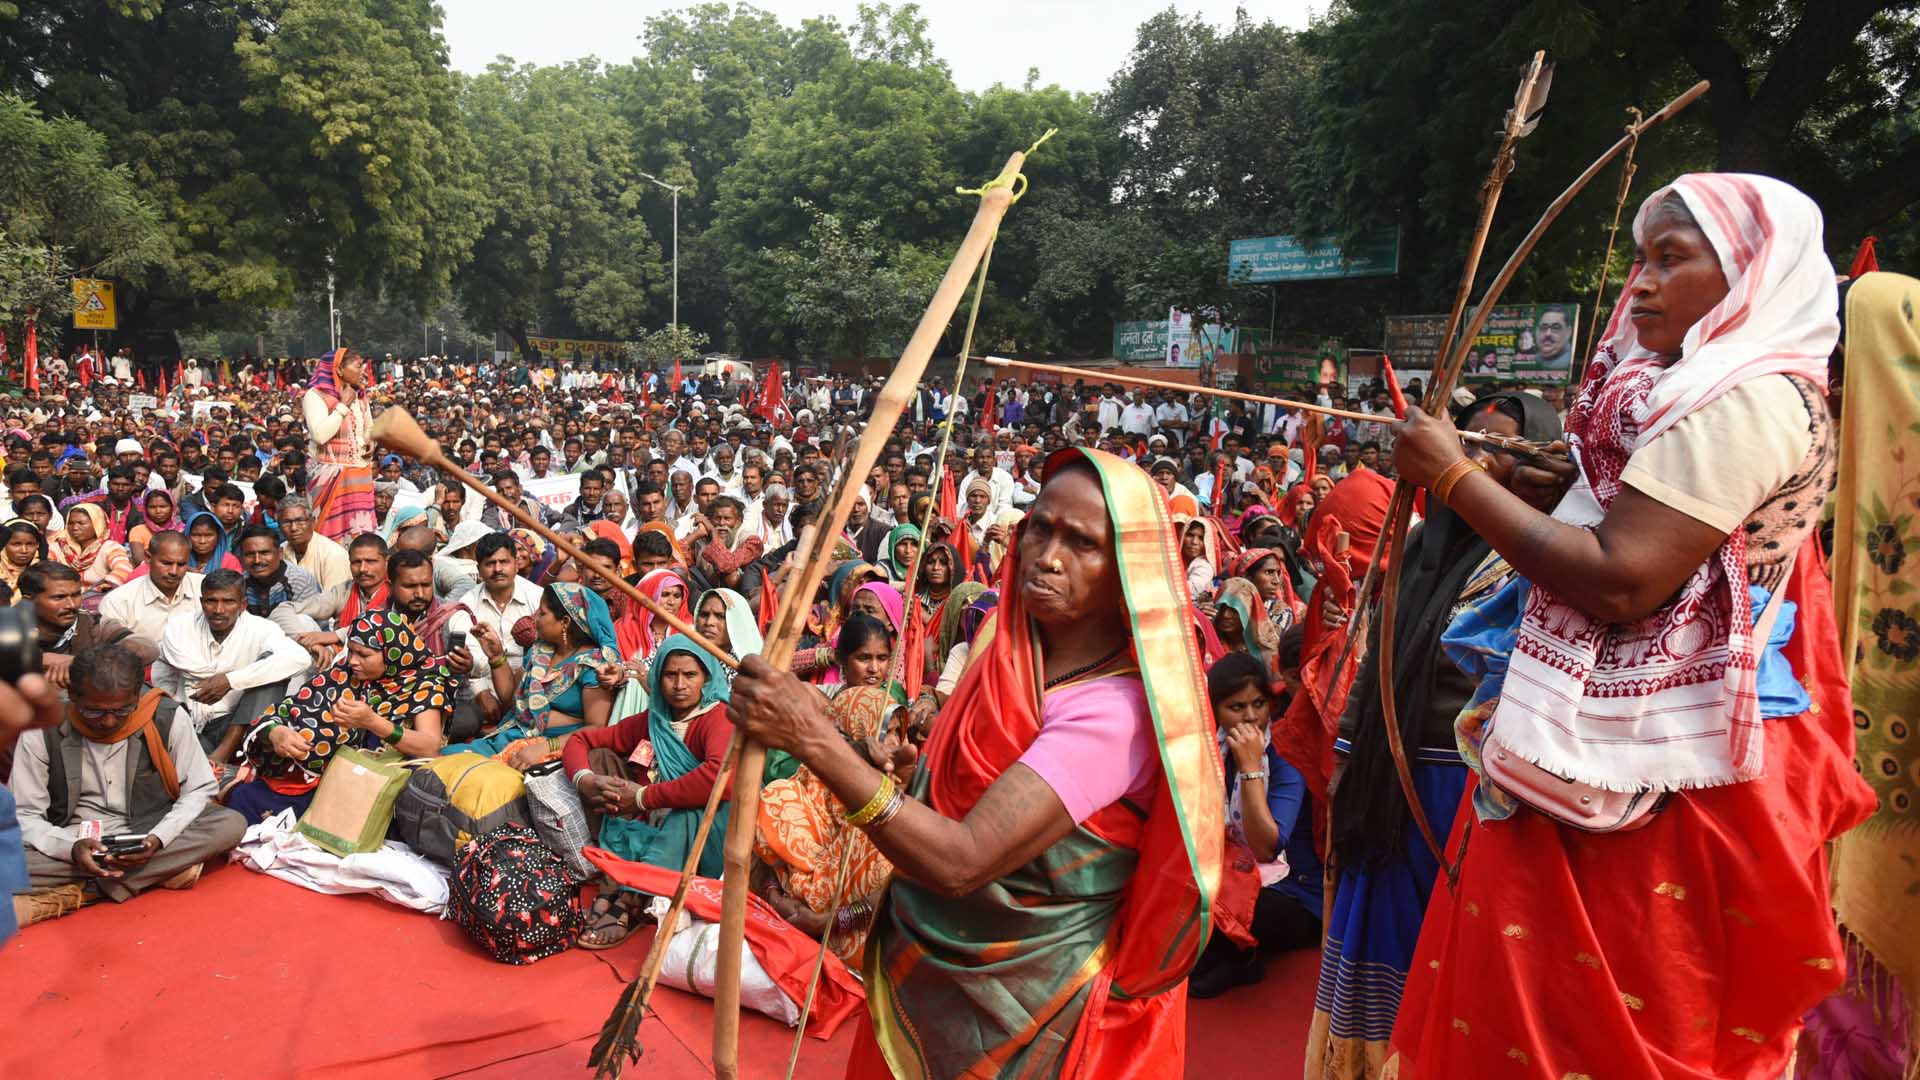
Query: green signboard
1111 320 1166 362
1382 303 1579 386
1228 227 1401 283
1242 329 1347 390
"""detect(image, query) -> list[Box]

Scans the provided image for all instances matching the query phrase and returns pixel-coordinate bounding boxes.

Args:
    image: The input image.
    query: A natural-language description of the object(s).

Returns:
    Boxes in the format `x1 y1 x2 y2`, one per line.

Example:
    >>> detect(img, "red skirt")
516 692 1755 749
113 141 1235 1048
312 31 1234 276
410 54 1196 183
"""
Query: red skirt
1388 704 1874 1079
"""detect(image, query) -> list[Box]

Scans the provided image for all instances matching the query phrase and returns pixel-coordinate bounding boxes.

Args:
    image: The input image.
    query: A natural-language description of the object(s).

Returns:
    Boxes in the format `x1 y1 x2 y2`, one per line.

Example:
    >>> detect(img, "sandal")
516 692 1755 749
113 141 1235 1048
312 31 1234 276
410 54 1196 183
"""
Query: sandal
577 892 644 950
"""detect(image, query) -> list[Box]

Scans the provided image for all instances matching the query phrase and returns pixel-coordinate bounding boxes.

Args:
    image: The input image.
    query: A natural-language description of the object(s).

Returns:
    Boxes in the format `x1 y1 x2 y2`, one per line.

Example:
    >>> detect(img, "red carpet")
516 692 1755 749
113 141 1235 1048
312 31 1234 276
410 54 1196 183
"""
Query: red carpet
2 862 1316 1078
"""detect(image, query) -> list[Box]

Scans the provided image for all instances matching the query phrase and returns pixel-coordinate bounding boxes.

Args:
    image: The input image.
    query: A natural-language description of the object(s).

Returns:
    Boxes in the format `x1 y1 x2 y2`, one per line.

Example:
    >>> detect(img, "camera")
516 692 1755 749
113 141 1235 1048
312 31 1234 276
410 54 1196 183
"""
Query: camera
0 605 40 683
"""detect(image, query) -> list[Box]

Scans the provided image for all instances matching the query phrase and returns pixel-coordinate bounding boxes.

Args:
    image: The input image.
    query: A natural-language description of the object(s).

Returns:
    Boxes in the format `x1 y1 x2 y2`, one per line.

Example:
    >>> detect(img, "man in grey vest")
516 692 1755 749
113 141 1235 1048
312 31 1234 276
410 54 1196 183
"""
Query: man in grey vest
9 644 245 927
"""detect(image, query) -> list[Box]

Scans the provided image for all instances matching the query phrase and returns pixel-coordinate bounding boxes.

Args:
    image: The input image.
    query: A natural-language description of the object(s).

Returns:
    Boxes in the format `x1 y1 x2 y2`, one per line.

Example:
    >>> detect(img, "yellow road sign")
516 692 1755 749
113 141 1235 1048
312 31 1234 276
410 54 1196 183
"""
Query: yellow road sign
72 278 116 330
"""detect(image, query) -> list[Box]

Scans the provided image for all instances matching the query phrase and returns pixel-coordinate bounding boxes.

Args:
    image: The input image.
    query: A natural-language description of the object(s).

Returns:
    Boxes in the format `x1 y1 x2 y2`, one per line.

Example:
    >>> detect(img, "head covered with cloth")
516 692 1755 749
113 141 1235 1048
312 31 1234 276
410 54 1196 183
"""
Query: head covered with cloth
855 446 1225 1078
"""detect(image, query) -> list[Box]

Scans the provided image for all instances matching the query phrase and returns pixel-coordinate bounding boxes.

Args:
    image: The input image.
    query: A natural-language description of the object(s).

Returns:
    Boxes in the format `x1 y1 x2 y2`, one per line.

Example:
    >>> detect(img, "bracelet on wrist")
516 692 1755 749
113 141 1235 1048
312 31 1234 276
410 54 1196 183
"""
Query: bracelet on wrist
1430 458 1484 506
845 774 897 827
1237 769 1269 784
383 720 405 746
489 653 506 670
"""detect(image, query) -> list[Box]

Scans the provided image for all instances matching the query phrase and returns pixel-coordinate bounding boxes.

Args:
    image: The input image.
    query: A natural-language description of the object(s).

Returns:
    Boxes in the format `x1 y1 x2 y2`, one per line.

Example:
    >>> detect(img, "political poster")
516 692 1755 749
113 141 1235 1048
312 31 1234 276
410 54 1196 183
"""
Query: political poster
127 393 158 418
521 473 581 515
1382 303 1579 386
1168 310 1234 371
1242 329 1347 392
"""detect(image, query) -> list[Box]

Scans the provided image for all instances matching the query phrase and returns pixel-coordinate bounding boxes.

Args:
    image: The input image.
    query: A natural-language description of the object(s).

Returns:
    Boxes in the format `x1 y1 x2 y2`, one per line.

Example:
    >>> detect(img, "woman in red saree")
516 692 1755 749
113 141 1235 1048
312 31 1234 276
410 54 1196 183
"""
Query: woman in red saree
1387 174 1876 1078
731 447 1224 1079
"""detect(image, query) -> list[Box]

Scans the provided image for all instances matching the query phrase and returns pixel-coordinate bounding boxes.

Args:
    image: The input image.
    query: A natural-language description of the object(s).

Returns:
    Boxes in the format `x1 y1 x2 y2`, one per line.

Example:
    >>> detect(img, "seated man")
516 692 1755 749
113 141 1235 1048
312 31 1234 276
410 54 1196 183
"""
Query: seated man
480 471 549 529
293 532 390 631
393 523 478 601
234 525 321 636
97 531 203 655
386 548 480 739
276 496 350 593
9 644 247 928
153 570 311 764
20 563 141 692
462 532 541 733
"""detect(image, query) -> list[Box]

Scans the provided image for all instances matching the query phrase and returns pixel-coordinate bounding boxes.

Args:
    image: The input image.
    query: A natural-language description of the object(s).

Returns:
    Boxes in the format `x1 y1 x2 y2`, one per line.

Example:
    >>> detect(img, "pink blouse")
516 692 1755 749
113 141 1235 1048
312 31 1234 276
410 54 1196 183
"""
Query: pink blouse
1017 674 1160 825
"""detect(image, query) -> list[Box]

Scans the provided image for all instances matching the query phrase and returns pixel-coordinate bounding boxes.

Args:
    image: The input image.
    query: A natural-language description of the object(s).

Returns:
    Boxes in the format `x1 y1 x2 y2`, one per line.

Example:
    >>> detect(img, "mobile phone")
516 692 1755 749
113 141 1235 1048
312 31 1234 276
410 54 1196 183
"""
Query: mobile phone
448 629 468 655
100 833 147 855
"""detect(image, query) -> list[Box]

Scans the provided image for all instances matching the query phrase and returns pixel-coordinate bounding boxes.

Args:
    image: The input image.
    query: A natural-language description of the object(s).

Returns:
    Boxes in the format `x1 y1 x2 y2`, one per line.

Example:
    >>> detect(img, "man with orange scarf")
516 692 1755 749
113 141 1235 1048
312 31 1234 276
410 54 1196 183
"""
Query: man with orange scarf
11 644 245 927
732 448 1223 1079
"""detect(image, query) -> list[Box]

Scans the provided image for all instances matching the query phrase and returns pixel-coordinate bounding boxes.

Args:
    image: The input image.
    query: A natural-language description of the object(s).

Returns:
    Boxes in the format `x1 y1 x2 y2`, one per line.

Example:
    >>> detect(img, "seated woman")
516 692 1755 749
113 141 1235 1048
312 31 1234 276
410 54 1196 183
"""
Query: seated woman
755 684 907 965
227 611 455 822
929 582 991 701
126 489 185 567
457 581 619 768
881 523 920 585
1175 514 1223 602
561 635 735 948
1214 576 1277 671
1229 547 1304 636
792 561 886 681
830 614 895 693
0 518 46 594
692 587 764 673
50 503 132 609
184 511 243 575
908 541 957 626
1189 652 1323 999
14 493 55 540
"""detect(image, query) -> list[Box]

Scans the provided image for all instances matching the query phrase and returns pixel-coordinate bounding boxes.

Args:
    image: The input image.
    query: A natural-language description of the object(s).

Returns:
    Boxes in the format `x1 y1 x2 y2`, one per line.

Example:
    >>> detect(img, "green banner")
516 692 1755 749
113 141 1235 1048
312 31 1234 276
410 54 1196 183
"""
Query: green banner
1229 228 1400 283
1242 329 1347 391
1111 320 1166 362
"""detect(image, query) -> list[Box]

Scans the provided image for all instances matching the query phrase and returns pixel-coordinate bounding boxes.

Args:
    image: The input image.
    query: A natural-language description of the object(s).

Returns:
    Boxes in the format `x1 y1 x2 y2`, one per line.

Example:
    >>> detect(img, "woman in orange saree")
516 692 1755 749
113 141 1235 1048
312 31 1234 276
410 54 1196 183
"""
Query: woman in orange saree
730 447 1224 1079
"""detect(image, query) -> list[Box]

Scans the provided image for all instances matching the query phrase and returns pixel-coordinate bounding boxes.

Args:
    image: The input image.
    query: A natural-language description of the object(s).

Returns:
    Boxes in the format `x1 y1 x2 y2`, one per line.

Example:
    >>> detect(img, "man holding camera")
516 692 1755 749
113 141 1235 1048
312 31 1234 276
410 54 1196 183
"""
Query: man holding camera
10 644 246 927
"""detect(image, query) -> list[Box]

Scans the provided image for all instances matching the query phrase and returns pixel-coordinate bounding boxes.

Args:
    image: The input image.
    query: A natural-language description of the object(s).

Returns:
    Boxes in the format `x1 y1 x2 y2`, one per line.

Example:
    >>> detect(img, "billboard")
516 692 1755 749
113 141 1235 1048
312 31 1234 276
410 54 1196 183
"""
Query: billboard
1111 320 1166 362
1112 314 1236 366
1229 227 1401 283
1242 329 1348 391
1383 303 1579 386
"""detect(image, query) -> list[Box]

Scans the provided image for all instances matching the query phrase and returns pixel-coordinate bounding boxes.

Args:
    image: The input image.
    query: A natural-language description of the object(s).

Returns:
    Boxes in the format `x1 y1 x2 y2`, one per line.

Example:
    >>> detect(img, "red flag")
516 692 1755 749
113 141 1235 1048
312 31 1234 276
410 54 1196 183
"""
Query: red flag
936 464 958 524
1850 236 1880 278
981 382 997 434
136 366 148 390
640 377 652 409
77 352 92 386
23 316 39 397
757 568 779 632
756 362 789 424
1381 354 1408 419
670 357 683 394
158 363 170 398
275 366 287 391
1211 456 1228 512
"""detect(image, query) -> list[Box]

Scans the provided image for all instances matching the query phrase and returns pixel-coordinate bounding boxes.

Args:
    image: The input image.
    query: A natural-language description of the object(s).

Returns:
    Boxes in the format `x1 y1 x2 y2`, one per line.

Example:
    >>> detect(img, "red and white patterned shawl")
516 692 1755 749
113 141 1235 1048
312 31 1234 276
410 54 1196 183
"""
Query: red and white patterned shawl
1497 174 1838 791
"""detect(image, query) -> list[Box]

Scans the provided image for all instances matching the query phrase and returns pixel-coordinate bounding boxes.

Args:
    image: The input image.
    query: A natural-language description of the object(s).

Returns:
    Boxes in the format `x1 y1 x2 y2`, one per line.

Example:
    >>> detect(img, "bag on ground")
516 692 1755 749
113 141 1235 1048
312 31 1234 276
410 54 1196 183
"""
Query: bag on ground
296 747 412 856
521 759 595 883
448 823 583 964
393 751 529 866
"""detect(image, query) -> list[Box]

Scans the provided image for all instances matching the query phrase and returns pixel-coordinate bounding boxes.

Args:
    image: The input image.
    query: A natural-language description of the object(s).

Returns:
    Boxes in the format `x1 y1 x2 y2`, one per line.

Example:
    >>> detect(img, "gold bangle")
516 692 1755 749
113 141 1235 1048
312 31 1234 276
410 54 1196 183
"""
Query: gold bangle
845 775 896 827
1430 459 1483 506
862 788 909 831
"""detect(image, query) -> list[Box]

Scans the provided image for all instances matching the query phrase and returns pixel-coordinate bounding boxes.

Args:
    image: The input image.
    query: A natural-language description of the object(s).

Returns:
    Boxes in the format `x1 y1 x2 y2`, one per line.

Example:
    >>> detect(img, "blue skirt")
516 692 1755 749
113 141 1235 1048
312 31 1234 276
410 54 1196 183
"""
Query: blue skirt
1313 754 1468 1048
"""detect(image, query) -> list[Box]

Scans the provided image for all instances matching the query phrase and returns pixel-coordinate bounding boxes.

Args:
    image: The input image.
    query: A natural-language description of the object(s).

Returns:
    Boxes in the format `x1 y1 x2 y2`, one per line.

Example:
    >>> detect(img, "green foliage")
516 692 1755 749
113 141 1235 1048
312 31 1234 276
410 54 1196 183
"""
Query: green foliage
0 93 167 342
625 324 713 365
762 200 941 359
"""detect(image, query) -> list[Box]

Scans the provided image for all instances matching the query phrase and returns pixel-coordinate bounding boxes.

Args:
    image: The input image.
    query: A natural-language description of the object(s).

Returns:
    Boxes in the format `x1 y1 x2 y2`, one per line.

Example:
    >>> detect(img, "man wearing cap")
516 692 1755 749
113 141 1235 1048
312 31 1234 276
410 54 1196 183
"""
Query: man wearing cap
113 438 145 470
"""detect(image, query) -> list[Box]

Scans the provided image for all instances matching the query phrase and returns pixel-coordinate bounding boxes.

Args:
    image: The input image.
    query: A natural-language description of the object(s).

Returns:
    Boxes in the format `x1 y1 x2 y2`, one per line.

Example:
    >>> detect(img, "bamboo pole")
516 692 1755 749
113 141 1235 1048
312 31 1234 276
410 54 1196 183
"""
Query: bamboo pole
710 148 1032 1080
369 407 738 669
982 355 1563 461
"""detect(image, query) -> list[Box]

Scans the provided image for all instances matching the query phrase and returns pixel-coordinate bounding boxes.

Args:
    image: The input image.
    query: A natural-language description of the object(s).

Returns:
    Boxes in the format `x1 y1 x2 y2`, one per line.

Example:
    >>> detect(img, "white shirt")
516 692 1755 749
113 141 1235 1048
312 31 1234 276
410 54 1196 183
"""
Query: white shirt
1120 402 1156 437
98 572 205 648
154 609 310 734
285 532 351 593
457 576 543 702
961 467 1017 516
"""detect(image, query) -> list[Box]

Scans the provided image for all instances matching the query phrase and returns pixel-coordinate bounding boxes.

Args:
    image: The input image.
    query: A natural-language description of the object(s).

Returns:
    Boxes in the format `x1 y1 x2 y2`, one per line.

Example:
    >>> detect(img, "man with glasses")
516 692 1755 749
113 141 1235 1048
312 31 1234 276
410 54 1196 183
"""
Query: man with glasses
276 496 350 593
10 643 246 927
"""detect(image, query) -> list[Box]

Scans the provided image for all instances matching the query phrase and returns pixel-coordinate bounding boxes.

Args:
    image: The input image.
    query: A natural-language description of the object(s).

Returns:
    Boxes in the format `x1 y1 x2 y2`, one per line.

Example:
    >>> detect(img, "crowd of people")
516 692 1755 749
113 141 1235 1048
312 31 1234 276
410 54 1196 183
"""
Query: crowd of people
0 170 1909 1080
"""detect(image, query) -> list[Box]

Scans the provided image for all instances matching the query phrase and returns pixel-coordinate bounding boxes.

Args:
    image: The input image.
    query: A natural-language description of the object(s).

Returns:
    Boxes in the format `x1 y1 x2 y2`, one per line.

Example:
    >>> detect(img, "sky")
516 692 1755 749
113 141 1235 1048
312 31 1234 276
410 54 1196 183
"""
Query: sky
439 0 1321 94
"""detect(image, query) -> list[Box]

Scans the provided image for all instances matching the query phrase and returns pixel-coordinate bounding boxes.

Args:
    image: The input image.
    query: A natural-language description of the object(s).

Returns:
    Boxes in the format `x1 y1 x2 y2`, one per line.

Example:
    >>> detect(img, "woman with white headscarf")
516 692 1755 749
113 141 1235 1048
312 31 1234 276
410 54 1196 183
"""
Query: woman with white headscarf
1385 175 1876 1078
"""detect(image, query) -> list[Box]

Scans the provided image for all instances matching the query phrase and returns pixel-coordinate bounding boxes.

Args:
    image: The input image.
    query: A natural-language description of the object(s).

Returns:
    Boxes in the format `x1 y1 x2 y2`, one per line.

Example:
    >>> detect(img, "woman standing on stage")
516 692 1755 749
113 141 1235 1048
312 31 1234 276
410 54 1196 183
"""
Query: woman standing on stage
301 348 376 543
1387 174 1876 1079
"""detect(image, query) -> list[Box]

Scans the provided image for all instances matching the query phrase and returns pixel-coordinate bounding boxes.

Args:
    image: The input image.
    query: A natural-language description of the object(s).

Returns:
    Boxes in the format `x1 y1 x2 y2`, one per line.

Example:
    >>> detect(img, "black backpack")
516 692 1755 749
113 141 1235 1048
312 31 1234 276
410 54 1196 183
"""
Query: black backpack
448 823 584 965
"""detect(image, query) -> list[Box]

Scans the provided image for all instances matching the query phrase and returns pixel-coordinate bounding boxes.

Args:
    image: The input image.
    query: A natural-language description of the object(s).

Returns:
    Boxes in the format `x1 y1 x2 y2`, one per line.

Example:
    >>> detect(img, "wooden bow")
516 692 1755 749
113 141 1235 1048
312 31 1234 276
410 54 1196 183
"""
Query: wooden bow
1362 73 1710 884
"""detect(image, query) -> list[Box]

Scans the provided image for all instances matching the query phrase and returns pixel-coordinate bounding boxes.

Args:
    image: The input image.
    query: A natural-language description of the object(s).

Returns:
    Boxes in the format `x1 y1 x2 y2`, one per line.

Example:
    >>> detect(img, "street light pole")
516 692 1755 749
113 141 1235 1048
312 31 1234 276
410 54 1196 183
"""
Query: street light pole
639 171 683 341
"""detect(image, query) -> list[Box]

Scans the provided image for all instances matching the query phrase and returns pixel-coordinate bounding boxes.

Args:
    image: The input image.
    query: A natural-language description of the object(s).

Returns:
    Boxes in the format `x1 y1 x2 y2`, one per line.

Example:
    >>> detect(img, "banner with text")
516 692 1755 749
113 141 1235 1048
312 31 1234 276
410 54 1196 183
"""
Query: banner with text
525 337 630 362
1229 228 1401 283
521 472 582 515
1382 303 1579 386
1240 329 1349 391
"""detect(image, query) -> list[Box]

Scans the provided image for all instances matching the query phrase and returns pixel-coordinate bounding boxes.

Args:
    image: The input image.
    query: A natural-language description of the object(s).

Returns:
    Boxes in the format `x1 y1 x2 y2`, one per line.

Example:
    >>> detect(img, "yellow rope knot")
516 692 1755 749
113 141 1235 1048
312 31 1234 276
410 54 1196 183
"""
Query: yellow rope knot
954 127 1057 205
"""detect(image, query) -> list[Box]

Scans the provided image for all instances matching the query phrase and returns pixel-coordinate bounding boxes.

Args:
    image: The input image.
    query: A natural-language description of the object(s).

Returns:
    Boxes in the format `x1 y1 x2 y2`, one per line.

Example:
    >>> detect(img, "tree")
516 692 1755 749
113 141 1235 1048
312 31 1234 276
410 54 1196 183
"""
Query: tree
1292 0 1920 344
453 61 666 360
762 200 939 359
0 94 167 349
3 0 483 342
